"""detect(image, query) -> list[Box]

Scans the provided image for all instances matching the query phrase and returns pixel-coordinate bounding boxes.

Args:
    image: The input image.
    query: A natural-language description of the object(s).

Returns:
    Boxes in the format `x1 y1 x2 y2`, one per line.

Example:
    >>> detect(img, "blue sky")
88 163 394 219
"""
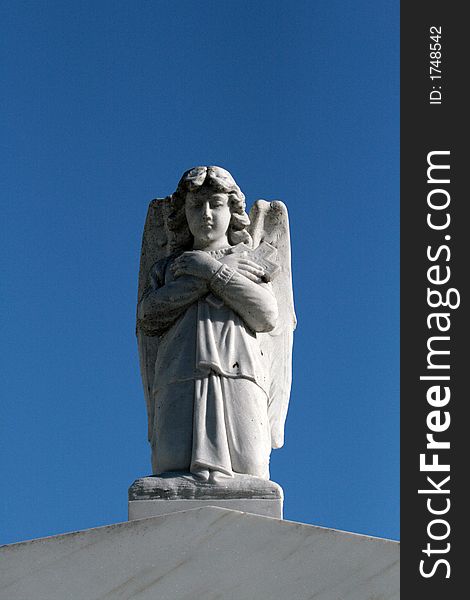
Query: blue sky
1 0 399 544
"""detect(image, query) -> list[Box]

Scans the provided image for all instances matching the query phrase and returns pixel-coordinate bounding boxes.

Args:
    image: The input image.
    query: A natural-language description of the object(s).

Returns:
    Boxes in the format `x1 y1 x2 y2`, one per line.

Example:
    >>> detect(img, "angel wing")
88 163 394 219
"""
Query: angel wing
136 196 173 442
248 200 296 449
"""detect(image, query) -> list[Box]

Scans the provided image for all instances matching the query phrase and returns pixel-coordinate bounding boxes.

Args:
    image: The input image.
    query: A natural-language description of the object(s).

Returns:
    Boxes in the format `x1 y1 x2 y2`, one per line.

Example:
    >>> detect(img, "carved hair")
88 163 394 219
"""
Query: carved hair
168 166 252 251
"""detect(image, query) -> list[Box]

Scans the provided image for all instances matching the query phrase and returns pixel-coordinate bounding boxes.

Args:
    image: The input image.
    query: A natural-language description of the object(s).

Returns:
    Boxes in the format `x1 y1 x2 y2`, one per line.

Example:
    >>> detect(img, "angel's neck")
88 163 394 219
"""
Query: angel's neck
192 235 229 252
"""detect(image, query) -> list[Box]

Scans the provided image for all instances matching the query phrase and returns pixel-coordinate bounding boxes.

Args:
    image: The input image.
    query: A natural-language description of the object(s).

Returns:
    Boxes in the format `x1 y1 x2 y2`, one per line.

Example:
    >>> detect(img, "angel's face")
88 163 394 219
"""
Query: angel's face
185 189 232 249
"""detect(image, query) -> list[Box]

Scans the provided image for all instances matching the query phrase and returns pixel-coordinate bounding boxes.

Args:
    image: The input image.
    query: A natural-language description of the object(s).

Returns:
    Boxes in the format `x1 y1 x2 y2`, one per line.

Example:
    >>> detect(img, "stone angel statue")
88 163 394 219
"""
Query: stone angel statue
136 166 295 483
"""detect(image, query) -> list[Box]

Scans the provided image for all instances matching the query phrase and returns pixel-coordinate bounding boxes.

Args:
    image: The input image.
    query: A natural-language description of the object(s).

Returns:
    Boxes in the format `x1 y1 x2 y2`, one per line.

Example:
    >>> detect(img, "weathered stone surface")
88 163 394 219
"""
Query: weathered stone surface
129 472 283 500
0 507 399 600
128 472 283 519
129 472 283 521
129 472 284 521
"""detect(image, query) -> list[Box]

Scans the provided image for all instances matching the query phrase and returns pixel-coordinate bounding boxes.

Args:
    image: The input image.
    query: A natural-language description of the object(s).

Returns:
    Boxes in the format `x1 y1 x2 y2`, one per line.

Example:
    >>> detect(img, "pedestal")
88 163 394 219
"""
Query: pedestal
128 472 283 519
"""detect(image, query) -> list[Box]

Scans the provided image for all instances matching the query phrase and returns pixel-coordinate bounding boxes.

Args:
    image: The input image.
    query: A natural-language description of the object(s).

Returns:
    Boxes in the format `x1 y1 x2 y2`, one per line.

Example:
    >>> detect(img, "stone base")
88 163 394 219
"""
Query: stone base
128 471 283 519
129 497 282 519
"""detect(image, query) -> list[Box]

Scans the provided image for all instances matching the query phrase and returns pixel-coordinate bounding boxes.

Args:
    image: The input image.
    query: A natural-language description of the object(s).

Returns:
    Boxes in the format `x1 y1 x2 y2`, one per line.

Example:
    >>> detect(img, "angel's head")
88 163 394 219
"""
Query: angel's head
169 166 251 251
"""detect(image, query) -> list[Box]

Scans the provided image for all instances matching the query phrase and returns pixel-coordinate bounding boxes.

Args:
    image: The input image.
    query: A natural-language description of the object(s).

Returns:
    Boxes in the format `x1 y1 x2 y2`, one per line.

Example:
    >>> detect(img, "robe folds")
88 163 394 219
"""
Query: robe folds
138 245 278 479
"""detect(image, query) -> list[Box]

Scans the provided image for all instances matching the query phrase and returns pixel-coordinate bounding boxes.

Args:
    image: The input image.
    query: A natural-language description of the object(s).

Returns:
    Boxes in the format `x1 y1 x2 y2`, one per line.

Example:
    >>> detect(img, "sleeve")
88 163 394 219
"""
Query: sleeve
209 264 278 333
137 258 209 336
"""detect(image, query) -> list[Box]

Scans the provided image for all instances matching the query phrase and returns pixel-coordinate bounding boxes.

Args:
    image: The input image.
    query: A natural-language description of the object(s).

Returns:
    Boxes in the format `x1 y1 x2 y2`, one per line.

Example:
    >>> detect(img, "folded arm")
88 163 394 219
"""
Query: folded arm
160 250 279 333
137 260 208 336
209 264 278 333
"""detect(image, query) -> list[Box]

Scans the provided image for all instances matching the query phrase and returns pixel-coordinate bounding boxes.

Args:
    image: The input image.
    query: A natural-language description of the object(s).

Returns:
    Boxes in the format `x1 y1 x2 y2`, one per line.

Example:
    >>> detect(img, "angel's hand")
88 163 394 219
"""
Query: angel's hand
222 253 266 283
170 251 221 280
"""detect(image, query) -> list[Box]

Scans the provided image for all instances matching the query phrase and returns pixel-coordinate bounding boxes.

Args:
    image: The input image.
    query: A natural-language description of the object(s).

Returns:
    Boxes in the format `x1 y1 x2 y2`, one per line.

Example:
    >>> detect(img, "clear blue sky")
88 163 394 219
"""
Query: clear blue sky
1 0 399 544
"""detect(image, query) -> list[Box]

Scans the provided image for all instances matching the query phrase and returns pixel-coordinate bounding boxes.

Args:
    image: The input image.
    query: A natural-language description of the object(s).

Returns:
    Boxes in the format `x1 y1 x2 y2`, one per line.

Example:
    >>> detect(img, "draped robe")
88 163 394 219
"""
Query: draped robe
138 245 278 479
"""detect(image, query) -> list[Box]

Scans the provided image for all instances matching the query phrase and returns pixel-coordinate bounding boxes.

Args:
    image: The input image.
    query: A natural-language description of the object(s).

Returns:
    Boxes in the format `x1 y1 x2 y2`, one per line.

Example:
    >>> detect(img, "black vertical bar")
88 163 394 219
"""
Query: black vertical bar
401 2 467 597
